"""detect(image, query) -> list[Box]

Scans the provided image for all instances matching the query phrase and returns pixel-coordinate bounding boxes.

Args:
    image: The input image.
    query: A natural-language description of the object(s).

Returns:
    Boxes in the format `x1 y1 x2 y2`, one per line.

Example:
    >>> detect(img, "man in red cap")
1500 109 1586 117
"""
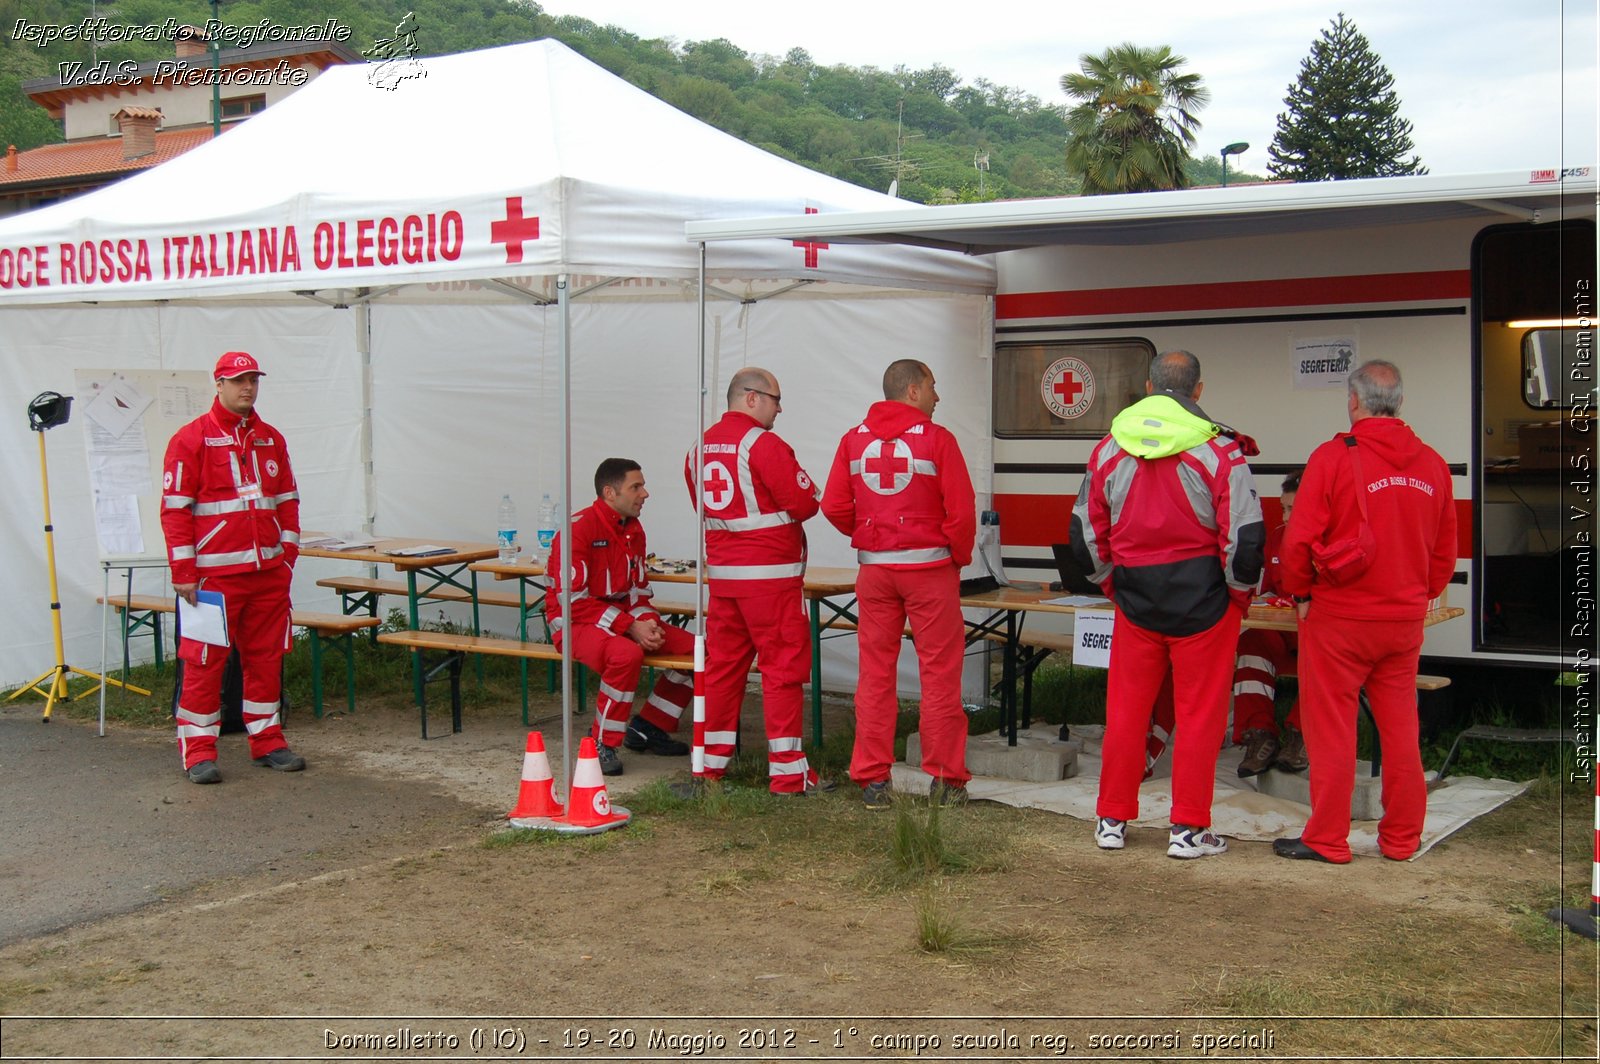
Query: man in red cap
161 352 303 784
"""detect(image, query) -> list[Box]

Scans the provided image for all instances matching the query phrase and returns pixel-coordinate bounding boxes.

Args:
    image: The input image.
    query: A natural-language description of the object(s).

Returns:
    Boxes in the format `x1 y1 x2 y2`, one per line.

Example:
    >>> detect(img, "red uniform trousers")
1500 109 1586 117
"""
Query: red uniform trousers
559 623 694 749
174 566 293 770
1232 628 1302 738
1098 605 1241 827
703 591 813 793
851 563 969 788
1297 611 1427 862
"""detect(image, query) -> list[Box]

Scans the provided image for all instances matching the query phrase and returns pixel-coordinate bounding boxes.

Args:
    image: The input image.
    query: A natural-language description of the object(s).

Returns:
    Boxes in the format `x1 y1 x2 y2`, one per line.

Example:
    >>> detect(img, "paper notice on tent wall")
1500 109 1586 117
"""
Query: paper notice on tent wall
1291 335 1358 389
76 369 213 565
93 493 144 556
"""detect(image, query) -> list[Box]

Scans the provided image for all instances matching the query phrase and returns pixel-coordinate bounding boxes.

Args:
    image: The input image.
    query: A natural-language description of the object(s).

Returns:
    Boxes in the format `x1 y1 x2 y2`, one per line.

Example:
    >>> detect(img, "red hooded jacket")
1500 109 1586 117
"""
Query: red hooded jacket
821 399 975 569
1280 416 1456 620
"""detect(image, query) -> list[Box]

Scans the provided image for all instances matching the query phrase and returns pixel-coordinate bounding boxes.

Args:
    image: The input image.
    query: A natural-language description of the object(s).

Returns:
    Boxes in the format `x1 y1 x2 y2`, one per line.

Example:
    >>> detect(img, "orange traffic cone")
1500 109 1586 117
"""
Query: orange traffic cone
554 737 630 832
508 731 564 821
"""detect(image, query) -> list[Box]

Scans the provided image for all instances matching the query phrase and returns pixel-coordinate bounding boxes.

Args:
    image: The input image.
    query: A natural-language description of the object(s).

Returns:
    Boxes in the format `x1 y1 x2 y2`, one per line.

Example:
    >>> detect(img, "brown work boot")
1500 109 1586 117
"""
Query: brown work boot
1236 729 1281 777
1274 726 1309 772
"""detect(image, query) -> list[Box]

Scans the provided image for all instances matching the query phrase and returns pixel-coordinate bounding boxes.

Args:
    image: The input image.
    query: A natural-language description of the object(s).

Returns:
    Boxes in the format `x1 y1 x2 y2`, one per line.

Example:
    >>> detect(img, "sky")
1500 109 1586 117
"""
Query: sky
543 0 1598 179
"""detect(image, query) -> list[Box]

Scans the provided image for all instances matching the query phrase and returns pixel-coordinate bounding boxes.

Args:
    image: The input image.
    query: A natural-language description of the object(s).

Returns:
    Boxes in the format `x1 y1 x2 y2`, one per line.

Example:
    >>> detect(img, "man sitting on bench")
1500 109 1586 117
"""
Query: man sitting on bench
546 458 694 776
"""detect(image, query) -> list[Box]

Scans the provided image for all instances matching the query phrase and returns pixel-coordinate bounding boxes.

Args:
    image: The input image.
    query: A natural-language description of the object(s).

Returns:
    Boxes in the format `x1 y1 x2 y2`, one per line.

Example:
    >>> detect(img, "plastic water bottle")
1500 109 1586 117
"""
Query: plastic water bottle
536 493 557 560
497 494 518 563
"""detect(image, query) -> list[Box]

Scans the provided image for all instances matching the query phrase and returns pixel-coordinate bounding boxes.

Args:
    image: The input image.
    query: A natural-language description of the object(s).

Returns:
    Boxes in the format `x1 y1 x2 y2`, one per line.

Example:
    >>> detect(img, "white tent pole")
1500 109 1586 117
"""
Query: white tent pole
558 274 573 790
691 243 709 779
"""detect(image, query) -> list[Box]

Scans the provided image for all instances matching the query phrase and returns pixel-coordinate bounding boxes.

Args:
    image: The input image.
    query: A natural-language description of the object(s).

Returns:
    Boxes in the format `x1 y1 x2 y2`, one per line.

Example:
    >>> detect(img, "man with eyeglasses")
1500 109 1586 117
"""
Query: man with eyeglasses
684 368 830 795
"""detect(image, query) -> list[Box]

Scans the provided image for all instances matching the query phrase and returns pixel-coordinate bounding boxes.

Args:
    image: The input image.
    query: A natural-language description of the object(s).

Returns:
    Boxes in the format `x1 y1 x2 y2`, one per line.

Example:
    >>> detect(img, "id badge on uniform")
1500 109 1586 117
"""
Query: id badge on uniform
237 480 264 504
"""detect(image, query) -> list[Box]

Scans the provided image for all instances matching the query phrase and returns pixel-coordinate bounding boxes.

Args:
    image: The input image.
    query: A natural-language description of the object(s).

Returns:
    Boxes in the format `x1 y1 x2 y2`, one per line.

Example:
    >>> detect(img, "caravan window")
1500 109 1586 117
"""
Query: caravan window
994 339 1154 438
1521 328 1594 409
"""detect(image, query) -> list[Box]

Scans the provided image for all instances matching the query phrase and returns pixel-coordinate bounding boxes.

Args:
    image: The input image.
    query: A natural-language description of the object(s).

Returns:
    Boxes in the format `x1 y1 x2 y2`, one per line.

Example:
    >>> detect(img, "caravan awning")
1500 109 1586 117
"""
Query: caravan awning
686 169 1599 254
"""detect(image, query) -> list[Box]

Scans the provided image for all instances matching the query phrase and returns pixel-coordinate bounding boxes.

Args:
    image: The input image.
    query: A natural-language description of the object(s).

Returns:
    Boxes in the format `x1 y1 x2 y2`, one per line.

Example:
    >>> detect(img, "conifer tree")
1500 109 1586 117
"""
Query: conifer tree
1268 13 1425 181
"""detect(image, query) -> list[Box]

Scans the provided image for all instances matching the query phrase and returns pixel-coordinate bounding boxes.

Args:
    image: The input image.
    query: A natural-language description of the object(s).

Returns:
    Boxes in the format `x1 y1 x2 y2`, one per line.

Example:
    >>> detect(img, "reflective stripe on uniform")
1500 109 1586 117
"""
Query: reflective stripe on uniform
704 511 794 532
768 736 804 753
598 681 635 704
705 562 805 580
857 546 951 565
705 730 739 746
281 529 300 545
163 494 195 510
704 752 732 769
768 759 809 777
197 548 261 568
170 546 196 560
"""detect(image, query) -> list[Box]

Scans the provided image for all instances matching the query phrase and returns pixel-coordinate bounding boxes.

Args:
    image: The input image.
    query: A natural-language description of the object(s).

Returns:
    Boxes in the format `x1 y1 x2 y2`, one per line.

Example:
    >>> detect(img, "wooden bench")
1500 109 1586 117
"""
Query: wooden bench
377 629 694 738
97 595 381 717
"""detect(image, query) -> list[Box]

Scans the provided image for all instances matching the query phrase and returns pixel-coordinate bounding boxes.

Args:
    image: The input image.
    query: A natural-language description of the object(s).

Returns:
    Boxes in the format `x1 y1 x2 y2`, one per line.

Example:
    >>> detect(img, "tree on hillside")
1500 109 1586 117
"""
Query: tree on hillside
1060 42 1208 194
1267 12 1425 180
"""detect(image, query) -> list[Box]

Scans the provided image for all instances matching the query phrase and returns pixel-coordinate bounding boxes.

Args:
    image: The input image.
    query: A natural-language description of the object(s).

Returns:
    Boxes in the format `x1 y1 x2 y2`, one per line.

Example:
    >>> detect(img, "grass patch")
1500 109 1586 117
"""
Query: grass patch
912 890 1050 966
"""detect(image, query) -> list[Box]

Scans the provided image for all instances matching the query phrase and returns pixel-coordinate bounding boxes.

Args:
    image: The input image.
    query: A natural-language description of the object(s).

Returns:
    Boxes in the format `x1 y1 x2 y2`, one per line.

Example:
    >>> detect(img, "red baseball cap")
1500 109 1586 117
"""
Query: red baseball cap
214 351 264 380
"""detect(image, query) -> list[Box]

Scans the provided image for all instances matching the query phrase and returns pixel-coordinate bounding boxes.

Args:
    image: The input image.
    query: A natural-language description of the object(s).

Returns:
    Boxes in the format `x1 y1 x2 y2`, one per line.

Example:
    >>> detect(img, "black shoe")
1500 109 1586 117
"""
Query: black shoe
784 772 837 797
623 715 689 756
1273 836 1335 862
596 742 624 777
186 760 221 784
861 781 893 810
253 748 306 772
929 778 969 807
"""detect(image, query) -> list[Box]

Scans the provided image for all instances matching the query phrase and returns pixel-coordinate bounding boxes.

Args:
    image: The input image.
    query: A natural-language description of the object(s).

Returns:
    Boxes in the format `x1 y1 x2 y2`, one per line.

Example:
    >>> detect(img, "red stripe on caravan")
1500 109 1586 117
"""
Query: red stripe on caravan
996 270 1471 320
995 494 1477 556
995 493 1075 547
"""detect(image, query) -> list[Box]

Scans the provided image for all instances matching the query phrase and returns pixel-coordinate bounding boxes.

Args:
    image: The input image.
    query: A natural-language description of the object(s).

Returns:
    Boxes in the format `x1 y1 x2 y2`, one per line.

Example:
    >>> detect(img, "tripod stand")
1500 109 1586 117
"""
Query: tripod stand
8 393 149 721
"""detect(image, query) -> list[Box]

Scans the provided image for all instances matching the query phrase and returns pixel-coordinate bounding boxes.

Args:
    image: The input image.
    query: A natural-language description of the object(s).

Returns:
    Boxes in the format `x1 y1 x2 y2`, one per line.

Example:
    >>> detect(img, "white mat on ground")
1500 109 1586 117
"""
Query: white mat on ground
890 725 1529 860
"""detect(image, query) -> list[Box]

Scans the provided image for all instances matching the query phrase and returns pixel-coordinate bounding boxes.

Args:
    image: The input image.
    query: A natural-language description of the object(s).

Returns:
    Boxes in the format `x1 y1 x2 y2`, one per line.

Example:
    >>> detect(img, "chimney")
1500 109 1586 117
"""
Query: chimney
115 107 161 160
174 25 208 58
5 145 16 173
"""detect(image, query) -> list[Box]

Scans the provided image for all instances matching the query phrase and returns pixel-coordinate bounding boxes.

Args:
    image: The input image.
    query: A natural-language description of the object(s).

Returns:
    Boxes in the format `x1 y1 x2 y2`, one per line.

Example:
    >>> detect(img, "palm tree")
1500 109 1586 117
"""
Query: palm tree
1061 43 1210 194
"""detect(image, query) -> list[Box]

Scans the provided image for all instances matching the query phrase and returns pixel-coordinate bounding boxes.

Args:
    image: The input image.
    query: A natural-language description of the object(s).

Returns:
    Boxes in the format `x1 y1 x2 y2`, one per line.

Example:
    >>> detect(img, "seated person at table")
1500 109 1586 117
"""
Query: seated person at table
1233 469 1308 775
546 458 694 776
1143 470 1309 778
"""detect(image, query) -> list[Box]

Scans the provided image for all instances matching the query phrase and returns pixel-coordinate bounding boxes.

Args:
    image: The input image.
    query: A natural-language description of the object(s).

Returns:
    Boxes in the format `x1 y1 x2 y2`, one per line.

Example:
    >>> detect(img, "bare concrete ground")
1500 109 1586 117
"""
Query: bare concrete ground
0 695 1595 1062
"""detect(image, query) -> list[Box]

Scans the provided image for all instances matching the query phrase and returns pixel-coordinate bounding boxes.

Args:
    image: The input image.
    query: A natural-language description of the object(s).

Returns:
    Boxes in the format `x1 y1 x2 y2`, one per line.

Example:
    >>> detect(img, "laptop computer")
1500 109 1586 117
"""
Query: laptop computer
1049 542 1104 595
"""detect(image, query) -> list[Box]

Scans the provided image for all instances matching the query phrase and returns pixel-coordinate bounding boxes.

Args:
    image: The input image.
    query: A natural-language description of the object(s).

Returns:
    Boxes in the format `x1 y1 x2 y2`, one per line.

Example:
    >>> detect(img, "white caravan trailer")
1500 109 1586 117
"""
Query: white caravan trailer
690 169 1597 670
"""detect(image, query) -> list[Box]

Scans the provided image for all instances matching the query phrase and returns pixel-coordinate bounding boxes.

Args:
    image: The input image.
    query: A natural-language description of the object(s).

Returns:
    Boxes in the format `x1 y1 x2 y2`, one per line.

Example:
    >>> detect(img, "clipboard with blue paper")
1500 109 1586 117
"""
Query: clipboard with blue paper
176 589 230 647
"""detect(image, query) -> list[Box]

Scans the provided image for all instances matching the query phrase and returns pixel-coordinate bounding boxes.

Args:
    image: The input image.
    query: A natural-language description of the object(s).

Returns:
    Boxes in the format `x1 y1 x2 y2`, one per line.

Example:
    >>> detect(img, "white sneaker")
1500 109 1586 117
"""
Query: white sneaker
1167 824 1228 859
1094 817 1126 850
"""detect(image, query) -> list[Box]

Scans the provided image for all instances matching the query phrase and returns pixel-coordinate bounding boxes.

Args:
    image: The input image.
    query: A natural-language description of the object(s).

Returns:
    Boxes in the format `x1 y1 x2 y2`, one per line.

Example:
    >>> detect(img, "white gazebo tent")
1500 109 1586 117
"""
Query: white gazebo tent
0 40 995 772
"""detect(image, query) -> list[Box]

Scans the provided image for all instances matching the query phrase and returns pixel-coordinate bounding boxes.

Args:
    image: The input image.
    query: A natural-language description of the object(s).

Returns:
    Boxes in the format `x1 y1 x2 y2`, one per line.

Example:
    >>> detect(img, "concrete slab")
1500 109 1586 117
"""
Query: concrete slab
906 729 1078 782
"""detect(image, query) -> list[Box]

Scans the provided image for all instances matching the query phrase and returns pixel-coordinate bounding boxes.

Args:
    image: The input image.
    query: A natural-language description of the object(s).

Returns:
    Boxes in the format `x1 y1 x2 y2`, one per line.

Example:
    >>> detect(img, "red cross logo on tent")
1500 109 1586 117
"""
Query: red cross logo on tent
1041 356 1096 420
859 438 914 496
491 196 541 264
793 206 829 269
701 460 735 511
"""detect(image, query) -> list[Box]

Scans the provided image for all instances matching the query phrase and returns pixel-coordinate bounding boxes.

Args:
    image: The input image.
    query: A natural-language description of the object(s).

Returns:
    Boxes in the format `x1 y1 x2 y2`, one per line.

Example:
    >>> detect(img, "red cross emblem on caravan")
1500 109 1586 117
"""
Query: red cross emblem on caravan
491 196 541 264
793 206 829 269
701 461 735 510
1053 371 1084 406
860 438 914 495
1042 355 1096 420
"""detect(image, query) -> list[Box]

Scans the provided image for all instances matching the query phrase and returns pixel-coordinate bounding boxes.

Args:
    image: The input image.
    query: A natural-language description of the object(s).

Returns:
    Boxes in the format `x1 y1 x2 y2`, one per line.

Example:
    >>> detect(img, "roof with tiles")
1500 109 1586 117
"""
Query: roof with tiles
0 127 215 188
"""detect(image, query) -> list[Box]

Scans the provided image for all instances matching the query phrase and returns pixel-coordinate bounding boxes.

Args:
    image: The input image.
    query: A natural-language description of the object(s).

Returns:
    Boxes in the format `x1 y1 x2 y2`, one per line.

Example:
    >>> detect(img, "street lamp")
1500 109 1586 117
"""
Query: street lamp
1220 142 1249 187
